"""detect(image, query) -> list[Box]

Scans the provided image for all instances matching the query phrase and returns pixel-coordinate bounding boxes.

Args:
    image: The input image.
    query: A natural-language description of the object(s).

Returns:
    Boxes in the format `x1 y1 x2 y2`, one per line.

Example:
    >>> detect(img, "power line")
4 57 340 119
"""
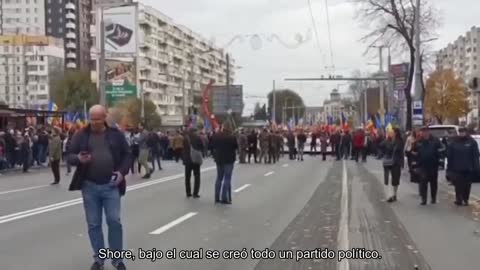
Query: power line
324 0 335 70
307 0 322 57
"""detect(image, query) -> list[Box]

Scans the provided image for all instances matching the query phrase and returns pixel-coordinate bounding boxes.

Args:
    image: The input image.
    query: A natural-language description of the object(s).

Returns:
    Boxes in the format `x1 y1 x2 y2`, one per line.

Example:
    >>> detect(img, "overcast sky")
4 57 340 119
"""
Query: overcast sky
141 0 480 116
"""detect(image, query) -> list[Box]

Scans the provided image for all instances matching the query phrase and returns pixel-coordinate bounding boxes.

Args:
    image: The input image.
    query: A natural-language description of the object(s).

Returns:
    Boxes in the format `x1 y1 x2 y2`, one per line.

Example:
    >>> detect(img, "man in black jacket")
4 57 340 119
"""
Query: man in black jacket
247 130 258 163
67 105 131 270
412 127 445 205
212 125 238 204
447 127 480 206
182 128 204 198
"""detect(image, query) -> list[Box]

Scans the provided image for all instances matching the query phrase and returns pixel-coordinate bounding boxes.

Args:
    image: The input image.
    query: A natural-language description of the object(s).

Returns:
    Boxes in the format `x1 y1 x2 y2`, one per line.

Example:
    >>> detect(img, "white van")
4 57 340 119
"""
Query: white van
427 125 460 139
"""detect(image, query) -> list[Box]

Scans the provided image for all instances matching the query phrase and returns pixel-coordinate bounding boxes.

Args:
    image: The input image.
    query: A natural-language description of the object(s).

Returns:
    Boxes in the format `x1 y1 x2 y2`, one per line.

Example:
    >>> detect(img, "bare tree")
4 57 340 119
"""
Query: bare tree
355 0 440 129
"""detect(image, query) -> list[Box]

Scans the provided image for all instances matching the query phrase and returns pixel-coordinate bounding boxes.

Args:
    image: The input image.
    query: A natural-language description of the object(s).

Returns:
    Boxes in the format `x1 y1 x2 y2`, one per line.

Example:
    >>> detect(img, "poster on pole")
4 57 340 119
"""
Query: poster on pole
104 5 137 58
105 59 137 106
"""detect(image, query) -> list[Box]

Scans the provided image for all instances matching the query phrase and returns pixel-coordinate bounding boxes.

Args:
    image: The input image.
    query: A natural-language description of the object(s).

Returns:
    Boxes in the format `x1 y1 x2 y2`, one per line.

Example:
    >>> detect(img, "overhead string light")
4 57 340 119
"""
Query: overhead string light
208 29 313 51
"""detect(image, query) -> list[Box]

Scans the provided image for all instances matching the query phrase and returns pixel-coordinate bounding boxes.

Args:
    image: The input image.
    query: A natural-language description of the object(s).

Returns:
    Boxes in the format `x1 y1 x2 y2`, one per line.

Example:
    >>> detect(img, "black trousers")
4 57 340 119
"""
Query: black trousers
419 168 438 202
51 159 60 183
248 147 257 163
384 165 401 186
453 172 472 203
151 151 162 170
185 163 201 196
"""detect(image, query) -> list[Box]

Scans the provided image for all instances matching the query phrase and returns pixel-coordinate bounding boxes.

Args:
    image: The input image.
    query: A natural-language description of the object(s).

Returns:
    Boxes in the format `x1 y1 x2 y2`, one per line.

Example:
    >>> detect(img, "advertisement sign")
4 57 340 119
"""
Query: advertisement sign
105 59 137 106
104 5 137 57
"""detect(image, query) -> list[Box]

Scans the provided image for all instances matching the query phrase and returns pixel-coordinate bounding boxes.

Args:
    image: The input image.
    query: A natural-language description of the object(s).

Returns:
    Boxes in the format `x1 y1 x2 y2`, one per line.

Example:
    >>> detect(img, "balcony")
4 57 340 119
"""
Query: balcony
66 42 77 49
66 12 76 20
66 22 76 30
66 2 75 10
67 52 77 59
66 32 76 39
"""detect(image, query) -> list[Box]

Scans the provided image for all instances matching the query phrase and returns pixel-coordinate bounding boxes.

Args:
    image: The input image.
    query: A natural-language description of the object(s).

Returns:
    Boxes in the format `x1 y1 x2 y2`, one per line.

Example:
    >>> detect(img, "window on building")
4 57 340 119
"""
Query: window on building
17 96 20 101
58 28 63 33
48 8 51 14
34 8 37 13
17 86 20 92
16 0 20 3
27 0 30 3
17 66 20 72
40 56 44 61
39 66 45 71
48 18 52 23
26 27 30 32
47 27 52 34
16 47 20 53
26 8 30 13
40 85 45 90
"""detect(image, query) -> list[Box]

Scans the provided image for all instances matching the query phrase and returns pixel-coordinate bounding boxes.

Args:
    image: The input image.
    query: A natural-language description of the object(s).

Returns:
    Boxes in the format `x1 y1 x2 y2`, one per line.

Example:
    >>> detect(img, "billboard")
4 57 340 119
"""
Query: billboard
105 59 137 106
210 85 244 115
103 5 137 57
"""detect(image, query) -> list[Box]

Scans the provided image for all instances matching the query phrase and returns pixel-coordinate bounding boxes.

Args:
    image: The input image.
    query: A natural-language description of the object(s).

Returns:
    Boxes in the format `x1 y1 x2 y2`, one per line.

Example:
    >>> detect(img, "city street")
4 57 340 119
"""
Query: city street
1 157 480 270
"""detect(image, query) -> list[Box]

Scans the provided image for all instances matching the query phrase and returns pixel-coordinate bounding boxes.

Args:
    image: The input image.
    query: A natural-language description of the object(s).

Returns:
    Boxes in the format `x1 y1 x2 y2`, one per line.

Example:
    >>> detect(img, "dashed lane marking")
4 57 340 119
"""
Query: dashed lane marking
149 212 198 235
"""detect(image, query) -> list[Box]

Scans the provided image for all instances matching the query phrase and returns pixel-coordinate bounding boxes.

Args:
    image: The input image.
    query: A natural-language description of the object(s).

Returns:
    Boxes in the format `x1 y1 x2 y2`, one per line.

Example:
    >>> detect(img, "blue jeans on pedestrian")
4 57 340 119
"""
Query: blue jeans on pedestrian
81 181 123 266
215 163 235 202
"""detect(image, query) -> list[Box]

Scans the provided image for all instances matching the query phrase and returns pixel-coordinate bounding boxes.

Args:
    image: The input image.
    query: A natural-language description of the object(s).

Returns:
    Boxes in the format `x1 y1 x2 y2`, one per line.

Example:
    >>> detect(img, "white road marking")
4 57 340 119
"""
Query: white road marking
282 164 289 168
0 185 50 195
234 184 251 193
149 212 198 235
337 160 350 270
264 171 274 177
0 166 216 225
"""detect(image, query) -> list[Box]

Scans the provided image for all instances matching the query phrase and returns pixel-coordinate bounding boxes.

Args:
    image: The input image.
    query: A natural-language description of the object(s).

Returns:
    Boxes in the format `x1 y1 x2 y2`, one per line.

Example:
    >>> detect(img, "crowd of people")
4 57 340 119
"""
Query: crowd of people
3 103 479 270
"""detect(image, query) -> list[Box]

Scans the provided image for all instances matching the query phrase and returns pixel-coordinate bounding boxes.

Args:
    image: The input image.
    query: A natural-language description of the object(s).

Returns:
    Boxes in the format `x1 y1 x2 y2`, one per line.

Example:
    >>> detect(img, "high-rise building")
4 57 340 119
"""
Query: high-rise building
62 0 92 70
1 0 92 70
436 26 480 123
0 35 64 109
90 3 236 122
1 0 46 35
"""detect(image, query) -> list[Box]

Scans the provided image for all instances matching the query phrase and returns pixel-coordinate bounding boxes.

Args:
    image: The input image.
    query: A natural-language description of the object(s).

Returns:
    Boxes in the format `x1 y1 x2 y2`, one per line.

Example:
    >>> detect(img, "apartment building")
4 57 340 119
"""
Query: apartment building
91 3 235 119
0 0 92 70
436 26 480 123
0 35 64 109
1 0 46 35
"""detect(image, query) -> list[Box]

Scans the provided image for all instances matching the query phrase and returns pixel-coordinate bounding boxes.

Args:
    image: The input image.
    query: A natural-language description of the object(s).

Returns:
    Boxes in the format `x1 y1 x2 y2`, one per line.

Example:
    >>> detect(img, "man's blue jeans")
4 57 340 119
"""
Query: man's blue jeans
215 163 235 202
82 181 123 266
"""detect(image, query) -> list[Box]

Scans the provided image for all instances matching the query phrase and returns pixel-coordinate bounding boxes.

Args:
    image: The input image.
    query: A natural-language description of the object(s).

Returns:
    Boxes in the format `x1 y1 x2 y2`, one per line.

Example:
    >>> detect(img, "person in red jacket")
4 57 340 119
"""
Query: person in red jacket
353 129 366 163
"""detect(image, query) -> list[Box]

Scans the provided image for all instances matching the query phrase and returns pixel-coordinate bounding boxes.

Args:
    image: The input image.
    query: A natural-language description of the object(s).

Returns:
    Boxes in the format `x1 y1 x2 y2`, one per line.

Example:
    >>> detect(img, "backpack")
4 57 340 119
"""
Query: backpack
188 135 203 165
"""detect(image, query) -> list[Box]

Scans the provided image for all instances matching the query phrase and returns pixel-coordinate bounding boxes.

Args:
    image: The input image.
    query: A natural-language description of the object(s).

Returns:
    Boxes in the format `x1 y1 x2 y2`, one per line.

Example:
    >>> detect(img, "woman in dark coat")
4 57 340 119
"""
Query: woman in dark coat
381 128 404 203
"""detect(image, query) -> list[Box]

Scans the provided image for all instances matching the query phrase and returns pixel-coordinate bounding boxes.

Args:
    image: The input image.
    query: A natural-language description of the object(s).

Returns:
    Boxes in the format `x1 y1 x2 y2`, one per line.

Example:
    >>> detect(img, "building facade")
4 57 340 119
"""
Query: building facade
90 3 235 119
0 35 64 109
436 26 480 123
63 0 92 70
1 0 46 35
1 0 91 70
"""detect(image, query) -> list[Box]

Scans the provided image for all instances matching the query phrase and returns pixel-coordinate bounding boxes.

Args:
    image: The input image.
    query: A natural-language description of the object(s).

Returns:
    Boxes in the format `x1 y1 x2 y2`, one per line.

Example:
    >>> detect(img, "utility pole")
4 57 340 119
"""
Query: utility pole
98 6 107 107
226 53 230 111
378 46 385 126
272 80 276 123
412 0 424 128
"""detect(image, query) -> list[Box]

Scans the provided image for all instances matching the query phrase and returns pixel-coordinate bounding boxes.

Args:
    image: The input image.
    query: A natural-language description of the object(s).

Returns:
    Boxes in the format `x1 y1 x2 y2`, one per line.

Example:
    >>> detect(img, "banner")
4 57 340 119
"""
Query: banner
105 59 137 106
104 5 137 57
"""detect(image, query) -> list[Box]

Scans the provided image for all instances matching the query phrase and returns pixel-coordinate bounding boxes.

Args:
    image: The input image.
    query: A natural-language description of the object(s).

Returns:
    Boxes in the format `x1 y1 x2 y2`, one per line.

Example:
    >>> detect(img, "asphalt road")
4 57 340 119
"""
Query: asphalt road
0 156 480 269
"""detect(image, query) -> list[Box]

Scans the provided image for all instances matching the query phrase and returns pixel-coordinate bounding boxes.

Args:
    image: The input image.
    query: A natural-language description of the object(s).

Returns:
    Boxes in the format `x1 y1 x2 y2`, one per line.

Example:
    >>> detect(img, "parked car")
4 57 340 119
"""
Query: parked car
428 125 460 170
